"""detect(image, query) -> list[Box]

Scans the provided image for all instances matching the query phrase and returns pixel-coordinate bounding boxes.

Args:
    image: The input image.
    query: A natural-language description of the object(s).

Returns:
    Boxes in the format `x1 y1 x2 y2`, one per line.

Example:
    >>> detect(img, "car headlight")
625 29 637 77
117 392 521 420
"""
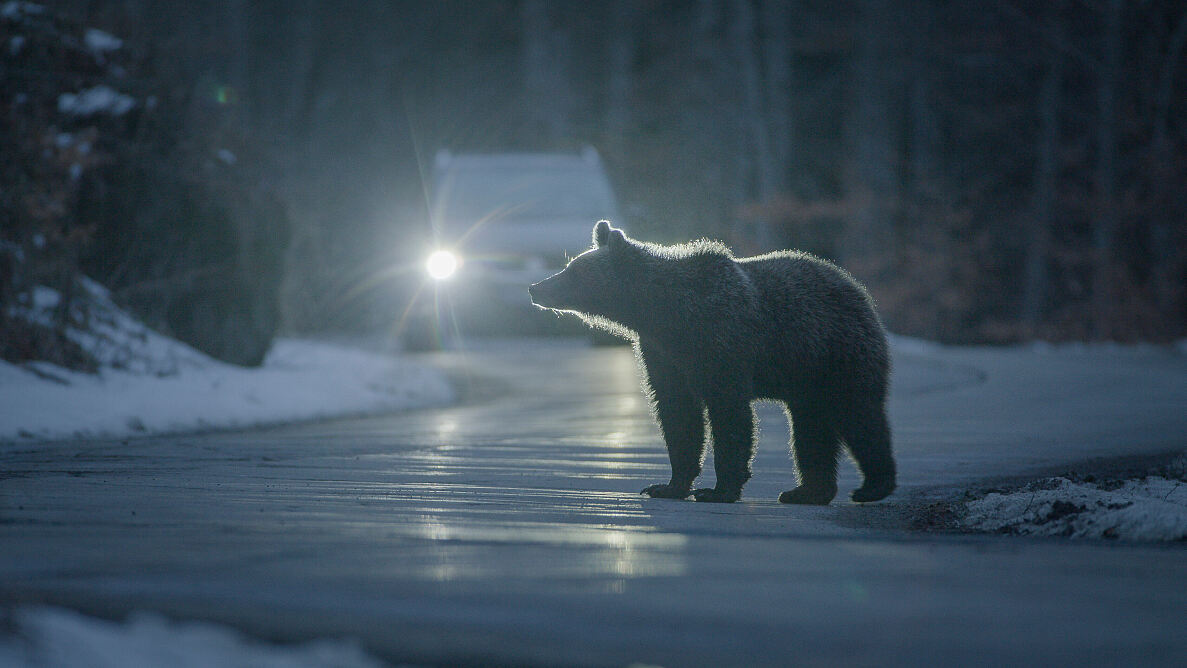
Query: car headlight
425 249 459 280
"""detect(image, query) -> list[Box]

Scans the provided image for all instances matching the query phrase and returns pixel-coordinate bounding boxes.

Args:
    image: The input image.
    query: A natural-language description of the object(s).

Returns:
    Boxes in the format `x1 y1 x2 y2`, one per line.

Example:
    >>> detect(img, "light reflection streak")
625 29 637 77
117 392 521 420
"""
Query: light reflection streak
403 518 689 582
435 417 458 441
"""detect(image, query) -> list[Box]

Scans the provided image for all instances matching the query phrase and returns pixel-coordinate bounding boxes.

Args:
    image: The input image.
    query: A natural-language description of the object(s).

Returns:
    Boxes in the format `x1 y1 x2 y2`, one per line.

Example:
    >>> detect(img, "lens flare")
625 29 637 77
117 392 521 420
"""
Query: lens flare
426 250 459 280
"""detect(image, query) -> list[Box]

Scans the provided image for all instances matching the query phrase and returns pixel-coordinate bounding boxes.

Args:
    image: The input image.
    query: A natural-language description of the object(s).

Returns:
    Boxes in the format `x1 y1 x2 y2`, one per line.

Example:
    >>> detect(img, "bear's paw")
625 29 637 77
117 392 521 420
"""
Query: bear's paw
778 484 837 505
850 479 895 504
691 487 741 503
641 483 691 500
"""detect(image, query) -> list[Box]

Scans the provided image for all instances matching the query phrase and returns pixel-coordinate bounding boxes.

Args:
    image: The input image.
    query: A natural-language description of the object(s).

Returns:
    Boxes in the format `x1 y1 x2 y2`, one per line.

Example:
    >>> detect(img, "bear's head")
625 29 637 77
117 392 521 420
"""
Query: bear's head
528 220 639 334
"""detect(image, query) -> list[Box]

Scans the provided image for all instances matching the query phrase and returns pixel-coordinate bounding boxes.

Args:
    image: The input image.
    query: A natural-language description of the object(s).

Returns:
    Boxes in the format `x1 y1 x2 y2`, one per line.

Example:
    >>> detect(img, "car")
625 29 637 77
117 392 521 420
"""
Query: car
401 148 624 350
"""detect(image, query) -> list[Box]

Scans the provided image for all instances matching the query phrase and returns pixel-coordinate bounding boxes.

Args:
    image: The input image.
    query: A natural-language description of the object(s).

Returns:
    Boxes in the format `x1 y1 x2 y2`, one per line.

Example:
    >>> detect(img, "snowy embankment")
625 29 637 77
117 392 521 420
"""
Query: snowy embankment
0 280 453 443
0 607 384 668
957 457 1187 542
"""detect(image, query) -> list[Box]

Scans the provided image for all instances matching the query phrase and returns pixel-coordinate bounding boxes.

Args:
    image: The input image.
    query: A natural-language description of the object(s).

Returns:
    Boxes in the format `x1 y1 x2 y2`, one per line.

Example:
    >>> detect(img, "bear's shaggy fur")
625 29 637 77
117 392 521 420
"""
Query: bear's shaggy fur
528 221 895 505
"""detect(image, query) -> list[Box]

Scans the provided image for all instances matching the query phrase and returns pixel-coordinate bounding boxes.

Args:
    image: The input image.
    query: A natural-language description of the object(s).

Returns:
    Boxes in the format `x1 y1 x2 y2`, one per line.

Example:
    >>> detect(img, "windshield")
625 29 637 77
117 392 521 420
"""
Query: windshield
433 157 618 228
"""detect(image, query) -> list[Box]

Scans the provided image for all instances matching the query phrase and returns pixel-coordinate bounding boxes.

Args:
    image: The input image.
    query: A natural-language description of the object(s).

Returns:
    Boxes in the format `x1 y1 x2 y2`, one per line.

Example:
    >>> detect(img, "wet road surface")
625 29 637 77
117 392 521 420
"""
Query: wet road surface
2 340 1186 666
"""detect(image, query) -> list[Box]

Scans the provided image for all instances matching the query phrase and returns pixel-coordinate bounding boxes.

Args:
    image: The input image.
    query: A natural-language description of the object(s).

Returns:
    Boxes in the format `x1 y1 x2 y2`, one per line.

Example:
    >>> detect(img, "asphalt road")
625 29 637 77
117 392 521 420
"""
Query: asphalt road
1 340 1185 666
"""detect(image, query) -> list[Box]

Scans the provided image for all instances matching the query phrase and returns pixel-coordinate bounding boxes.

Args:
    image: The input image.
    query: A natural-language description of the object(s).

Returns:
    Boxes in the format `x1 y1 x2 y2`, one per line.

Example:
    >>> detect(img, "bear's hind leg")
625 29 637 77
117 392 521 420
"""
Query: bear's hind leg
779 406 840 505
692 398 755 503
841 404 896 503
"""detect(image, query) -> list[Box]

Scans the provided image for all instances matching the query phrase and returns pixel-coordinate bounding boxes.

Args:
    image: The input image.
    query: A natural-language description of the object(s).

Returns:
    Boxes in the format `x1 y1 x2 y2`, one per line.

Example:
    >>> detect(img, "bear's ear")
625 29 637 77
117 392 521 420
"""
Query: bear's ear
608 228 626 249
593 220 612 247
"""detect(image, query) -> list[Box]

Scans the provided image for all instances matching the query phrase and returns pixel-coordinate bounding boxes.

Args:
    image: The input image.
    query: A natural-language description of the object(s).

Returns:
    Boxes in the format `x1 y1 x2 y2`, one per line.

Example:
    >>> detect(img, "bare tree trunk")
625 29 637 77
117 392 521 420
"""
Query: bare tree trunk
845 0 898 268
1021 4 1064 330
731 0 773 196
696 0 717 36
1091 0 1123 339
522 0 571 143
729 0 775 248
1151 8 1187 150
760 0 793 198
907 0 938 204
606 0 637 159
283 0 319 138
686 0 735 238
225 0 250 134
1149 9 1187 321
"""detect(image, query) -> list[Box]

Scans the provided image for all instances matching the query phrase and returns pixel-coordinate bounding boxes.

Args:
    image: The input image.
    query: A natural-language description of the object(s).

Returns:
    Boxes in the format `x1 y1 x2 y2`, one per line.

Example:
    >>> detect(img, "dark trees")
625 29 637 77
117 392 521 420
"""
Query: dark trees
1 2 290 367
8 0 1187 350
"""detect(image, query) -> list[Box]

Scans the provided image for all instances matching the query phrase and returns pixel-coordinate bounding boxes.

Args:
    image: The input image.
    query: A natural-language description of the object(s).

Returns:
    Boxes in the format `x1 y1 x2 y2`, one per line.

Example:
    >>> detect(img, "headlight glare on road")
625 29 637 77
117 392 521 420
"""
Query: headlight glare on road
426 250 459 280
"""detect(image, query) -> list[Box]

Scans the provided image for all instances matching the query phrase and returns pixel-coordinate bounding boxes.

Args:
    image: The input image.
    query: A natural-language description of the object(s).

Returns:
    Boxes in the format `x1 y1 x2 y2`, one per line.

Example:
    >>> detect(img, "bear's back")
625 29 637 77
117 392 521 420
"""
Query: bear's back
736 250 887 381
737 251 875 320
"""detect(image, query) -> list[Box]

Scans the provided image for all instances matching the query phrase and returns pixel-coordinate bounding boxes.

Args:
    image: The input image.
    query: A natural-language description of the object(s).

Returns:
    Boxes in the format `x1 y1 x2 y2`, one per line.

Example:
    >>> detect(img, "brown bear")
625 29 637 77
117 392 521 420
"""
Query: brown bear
528 221 894 505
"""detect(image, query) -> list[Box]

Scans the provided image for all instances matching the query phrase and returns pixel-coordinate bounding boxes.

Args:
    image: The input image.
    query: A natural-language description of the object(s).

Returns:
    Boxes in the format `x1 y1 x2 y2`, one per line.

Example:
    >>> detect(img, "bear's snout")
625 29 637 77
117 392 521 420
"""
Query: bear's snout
528 279 552 308
529 273 568 310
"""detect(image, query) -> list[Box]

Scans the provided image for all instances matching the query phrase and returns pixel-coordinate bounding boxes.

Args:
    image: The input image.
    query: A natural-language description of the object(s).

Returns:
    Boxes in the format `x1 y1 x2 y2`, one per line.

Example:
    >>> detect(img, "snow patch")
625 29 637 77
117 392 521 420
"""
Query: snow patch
11 278 207 376
0 607 385 668
962 473 1187 542
0 2 44 19
83 27 122 53
58 85 135 117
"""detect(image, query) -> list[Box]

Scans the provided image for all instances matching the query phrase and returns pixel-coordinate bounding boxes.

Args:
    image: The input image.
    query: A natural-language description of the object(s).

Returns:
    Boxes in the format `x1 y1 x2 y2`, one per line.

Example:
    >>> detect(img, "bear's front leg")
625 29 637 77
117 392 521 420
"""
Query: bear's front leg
641 389 704 499
639 345 705 500
692 398 756 503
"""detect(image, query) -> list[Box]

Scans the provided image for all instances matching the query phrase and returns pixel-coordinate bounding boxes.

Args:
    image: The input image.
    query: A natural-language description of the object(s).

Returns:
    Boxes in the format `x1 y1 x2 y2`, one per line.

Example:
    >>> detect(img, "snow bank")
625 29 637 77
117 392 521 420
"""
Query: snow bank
0 607 384 668
0 338 453 442
15 279 209 376
0 280 453 442
962 472 1187 542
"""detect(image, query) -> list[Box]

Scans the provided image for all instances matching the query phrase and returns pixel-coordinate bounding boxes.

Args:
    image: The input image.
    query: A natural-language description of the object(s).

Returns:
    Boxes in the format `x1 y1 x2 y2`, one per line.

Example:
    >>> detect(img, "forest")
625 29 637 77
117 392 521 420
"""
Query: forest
3 0 1186 370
